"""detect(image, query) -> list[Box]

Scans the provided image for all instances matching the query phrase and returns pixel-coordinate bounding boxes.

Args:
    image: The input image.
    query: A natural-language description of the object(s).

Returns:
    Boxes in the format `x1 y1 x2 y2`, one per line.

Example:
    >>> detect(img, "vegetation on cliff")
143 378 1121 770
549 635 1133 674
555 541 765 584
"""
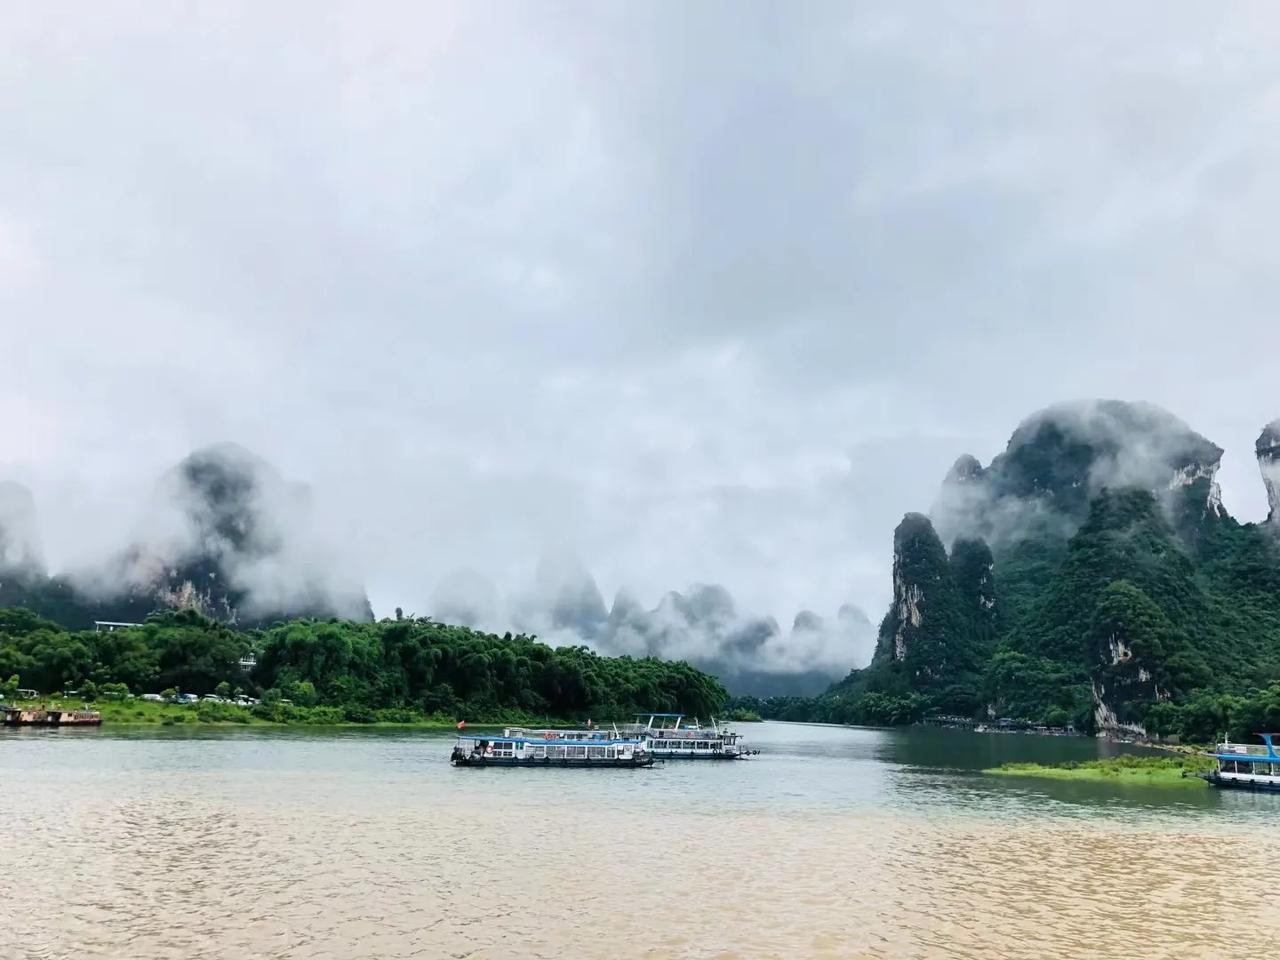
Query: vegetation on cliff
740 404 1280 740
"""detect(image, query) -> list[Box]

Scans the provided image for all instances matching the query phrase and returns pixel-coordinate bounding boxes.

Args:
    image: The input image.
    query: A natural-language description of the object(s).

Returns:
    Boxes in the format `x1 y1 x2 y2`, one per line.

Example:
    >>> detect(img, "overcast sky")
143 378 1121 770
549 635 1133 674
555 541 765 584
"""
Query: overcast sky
3 2 1279 624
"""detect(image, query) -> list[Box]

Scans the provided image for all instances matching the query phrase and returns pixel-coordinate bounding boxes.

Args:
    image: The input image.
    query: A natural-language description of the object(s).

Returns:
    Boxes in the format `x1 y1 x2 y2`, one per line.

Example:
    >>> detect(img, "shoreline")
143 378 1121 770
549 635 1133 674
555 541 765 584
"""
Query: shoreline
2 699 574 731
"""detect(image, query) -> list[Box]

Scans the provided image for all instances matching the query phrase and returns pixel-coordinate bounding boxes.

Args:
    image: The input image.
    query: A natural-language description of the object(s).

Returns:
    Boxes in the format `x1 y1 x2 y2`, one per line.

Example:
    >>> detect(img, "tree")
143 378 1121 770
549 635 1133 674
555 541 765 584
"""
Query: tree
215 681 232 699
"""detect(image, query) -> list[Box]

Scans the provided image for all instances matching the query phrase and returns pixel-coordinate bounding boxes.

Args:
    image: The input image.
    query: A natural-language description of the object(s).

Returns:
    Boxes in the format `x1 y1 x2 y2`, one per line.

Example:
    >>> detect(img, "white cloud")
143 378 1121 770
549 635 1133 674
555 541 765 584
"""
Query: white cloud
1 2 1278 631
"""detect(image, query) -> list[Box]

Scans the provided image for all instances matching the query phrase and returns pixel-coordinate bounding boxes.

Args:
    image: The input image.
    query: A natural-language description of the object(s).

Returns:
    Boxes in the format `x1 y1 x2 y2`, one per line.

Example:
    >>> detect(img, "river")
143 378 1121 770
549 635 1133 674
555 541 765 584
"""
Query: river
2 721 1275 959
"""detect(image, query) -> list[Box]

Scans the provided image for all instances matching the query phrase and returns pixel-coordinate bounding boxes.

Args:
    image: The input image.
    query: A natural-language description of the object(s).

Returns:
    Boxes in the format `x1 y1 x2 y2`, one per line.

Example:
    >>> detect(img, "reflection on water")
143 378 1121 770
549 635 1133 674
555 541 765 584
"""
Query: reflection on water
3 722 1276 959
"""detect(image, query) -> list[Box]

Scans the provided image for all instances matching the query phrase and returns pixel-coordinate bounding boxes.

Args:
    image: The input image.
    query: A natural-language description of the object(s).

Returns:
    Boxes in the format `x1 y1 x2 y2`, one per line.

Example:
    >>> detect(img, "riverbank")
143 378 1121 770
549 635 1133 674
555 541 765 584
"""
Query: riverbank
3 698 569 729
985 754 1214 785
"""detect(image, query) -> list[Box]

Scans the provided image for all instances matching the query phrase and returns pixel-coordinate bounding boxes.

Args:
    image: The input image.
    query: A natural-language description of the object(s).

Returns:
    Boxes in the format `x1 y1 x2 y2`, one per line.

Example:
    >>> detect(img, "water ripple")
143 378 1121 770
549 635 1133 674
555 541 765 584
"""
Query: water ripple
2 725 1276 959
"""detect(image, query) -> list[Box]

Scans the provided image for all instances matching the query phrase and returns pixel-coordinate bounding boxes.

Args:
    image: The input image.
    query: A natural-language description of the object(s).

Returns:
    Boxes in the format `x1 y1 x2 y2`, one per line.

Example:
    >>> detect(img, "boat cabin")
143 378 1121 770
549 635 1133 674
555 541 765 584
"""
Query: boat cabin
450 728 654 768
630 714 751 759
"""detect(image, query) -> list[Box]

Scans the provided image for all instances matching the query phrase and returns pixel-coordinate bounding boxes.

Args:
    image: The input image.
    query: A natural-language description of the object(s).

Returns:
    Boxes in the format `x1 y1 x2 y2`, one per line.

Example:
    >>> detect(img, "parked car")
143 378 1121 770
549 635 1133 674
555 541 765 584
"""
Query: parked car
176 693 200 705
201 695 225 703
140 693 164 702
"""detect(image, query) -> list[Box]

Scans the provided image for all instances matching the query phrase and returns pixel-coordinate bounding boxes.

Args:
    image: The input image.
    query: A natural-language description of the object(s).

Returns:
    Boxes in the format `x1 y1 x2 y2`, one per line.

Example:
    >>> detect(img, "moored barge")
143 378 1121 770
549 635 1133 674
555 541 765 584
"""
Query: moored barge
1193 734 1280 792
3 707 102 727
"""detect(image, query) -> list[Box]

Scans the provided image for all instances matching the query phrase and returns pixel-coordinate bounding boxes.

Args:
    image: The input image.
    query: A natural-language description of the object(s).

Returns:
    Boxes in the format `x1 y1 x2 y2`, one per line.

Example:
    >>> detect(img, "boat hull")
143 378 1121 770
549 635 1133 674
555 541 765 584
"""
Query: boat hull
1196 772 1280 792
2 710 101 727
650 751 746 760
451 754 654 769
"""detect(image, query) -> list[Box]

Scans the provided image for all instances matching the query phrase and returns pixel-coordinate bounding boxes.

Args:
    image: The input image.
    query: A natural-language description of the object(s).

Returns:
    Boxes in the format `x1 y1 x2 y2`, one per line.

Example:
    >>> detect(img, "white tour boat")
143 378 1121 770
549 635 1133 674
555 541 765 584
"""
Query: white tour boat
627 713 757 760
450 725 654 768
1194 733 1280 792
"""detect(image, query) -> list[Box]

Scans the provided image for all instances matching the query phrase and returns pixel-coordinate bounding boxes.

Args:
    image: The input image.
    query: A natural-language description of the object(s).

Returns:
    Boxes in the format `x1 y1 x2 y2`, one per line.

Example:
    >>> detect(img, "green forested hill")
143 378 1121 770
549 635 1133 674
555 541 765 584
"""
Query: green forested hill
735 403 1280 741
0 608 727 723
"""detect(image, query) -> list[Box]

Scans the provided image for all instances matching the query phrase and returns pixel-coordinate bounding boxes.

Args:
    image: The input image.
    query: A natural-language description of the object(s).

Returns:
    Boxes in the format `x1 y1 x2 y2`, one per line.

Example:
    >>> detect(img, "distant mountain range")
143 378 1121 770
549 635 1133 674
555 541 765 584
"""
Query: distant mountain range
0 445 872 696
834 401 1280 736
431 559 875 697
11 401 1275 721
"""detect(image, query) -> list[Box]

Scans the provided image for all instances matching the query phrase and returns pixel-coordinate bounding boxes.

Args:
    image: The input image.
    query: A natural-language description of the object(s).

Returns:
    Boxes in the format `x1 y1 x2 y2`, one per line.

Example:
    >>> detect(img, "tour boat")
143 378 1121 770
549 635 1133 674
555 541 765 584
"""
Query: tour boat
1194 734 1280 792
450 726 654 768
627 713 757 760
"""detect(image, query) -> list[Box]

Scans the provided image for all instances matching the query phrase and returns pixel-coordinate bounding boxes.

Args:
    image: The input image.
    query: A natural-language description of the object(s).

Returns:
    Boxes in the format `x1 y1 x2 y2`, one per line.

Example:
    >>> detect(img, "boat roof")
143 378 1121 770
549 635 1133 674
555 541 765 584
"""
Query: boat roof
1214 733 1280 761
637 712 685 718
458 735 642 746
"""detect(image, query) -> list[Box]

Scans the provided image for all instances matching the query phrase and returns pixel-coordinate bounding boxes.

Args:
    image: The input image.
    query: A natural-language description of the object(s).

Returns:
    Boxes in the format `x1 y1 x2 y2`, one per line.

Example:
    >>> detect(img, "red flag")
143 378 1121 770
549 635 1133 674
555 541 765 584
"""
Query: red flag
456 720 466 729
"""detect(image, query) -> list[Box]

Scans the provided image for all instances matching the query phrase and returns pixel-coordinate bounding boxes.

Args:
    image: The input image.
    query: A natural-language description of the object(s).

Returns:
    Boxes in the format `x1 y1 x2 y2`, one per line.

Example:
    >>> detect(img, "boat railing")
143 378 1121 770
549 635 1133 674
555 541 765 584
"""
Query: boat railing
1217 741 1271 757
490 728 647 744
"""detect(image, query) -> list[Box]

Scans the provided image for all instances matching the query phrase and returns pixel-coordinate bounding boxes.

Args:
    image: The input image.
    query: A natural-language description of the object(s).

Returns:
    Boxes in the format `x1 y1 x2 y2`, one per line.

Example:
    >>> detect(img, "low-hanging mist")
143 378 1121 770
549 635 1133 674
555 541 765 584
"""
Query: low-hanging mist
0 444 372 628
430 556 876 697
0 444 874 695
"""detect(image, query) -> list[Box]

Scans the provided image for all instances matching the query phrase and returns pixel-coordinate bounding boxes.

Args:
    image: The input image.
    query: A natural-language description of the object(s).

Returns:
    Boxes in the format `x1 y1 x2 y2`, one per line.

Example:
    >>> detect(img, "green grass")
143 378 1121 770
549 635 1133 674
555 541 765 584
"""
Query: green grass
985 753 1214 785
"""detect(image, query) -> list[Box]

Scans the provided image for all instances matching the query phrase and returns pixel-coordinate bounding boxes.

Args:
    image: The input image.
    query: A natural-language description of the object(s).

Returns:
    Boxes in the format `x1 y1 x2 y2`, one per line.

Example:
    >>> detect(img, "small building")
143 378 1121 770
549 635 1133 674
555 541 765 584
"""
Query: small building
94 621 142 633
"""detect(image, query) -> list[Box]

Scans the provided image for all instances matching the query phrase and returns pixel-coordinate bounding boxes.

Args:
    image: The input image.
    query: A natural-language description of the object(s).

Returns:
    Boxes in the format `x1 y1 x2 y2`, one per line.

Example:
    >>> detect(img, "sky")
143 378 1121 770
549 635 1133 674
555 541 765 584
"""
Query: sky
2 2 1279 626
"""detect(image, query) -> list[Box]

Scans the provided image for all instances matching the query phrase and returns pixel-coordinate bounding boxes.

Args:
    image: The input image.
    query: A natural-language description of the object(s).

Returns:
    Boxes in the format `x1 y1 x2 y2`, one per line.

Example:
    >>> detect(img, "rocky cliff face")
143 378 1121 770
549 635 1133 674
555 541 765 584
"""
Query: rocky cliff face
933 400 1225 551
105 443 373 624
949 537 998 641
856 402 1280 737
875 513 959 681
1259 420 1280 527
0 444 374 628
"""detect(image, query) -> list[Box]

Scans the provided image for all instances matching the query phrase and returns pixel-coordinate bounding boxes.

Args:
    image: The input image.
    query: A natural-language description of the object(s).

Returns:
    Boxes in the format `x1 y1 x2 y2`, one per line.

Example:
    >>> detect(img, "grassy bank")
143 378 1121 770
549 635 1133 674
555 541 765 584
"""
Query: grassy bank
5 697 570 729
985 754 1214 785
